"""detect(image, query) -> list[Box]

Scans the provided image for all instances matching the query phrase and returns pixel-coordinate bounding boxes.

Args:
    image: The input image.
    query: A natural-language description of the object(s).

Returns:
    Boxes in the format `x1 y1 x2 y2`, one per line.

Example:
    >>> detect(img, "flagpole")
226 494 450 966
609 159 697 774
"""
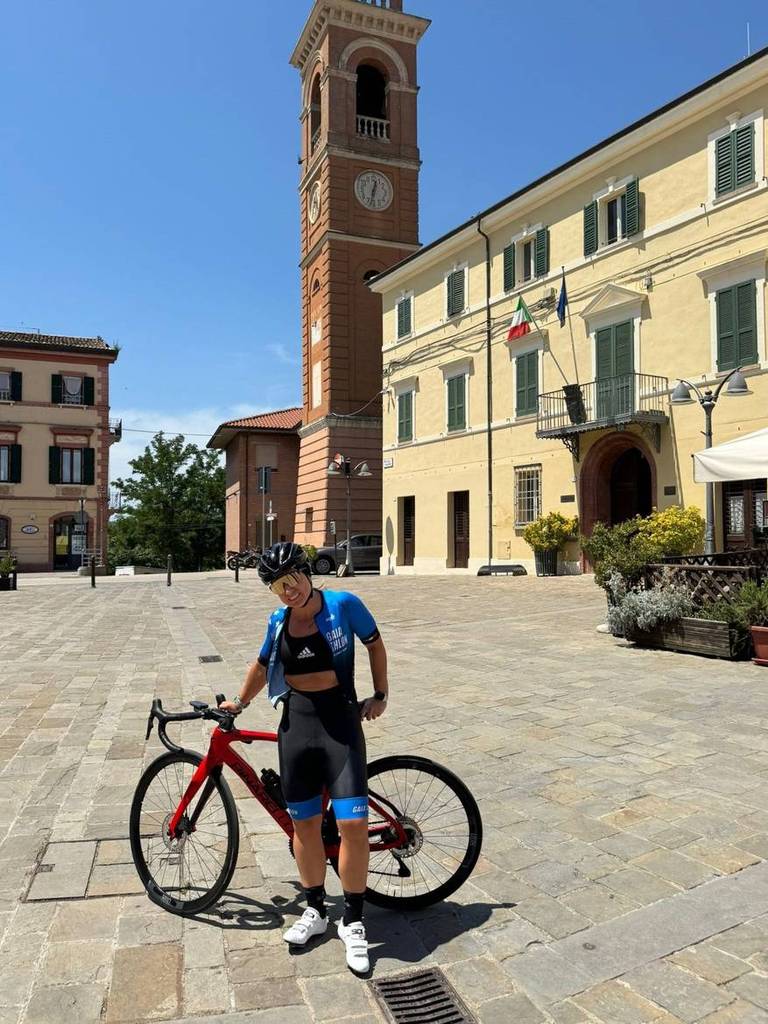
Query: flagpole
522 297 570 386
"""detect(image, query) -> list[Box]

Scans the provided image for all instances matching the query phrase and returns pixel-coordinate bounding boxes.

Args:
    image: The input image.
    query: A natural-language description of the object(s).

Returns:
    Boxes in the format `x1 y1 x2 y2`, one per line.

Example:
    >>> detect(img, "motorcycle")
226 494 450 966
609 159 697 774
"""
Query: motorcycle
226 547 262 571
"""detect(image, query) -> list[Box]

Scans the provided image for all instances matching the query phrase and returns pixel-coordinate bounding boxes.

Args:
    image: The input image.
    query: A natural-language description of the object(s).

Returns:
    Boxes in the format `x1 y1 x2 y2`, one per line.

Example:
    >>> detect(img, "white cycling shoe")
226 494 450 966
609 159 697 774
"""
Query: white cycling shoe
283 907 328 946
337 919 370 973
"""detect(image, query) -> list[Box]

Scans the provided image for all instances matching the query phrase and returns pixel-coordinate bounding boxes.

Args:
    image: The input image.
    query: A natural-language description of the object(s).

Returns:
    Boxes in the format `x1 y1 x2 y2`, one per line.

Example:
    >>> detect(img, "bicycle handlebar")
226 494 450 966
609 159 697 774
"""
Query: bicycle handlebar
145 695 236 752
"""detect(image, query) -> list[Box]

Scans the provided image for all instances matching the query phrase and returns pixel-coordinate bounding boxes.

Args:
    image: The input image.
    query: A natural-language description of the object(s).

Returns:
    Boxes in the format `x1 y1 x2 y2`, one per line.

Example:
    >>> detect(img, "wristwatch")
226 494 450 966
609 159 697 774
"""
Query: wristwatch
234 695 250 711
373 690 388 704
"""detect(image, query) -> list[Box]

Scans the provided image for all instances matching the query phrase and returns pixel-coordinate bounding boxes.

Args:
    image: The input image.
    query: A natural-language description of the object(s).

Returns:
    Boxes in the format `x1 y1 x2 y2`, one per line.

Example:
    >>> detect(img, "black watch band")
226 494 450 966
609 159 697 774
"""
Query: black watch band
373 690 388 702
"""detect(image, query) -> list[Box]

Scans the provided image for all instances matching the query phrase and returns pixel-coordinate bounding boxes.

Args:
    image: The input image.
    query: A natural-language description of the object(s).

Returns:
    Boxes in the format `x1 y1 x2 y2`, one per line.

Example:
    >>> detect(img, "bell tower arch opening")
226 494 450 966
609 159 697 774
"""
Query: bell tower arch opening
356 64 388 121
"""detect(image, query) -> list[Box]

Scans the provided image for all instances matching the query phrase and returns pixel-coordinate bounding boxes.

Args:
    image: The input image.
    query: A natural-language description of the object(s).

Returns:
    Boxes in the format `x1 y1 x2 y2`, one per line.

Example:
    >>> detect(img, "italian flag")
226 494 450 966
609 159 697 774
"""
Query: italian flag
507 297 532 341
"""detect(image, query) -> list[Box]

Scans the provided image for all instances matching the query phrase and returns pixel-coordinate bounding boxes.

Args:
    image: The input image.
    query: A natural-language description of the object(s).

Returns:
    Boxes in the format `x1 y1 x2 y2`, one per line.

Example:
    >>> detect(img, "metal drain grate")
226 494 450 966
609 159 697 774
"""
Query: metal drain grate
198 655 223 664
370 968 476 1024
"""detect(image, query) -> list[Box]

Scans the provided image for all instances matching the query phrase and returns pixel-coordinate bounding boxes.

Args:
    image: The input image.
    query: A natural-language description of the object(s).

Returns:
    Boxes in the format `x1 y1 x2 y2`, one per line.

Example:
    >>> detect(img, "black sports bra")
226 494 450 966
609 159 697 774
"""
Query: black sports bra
280 616 334 676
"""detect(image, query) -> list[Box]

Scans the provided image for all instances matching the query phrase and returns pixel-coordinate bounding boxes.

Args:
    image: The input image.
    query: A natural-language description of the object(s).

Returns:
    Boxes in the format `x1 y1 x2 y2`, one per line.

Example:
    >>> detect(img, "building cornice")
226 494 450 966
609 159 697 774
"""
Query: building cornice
298 413 382 439
300 144 421 191
301 230 420 270
290 1 431 75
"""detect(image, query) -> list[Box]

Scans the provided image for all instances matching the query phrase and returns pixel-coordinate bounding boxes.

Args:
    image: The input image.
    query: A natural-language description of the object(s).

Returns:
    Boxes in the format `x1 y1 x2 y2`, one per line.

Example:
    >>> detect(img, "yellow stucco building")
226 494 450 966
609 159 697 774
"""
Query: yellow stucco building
370 48 768 575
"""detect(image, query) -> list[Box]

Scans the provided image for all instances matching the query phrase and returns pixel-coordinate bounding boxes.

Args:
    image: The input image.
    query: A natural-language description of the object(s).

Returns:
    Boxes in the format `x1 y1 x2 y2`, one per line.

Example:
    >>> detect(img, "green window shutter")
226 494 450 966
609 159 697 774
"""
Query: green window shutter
595 327 614 379
397 296 412 339
614 321 634 375
447 269 465 317
716 287 737 370
9 444 22 484
83 447 96 486
736 280 757 365
624 178 640 236
83 376 95 406
10 372 22 402
398 391 413 442
516 352 538 416
535 228 550 278
503 243 515 292
583 201 598 256
735 122 755 188
715 133 734 196
51 374 62 404
49 446 61 485
447 375 466 431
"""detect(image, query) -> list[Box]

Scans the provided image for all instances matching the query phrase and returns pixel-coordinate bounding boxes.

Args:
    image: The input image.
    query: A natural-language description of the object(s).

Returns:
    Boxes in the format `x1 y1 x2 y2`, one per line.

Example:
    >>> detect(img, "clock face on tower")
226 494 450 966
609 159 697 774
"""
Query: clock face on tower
308 182 322 224
354 170 393 212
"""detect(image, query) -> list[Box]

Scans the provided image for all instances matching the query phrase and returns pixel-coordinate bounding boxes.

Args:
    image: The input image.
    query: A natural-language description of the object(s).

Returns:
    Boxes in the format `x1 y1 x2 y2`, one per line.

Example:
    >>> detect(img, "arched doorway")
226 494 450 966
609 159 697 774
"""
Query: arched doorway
580 432 657 541
610 448 652 524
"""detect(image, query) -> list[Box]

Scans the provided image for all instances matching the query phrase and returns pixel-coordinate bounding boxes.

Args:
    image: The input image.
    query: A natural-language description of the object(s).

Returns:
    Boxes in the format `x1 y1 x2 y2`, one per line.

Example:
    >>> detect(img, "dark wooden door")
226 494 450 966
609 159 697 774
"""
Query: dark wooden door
402 496 415 566
723 480 768 550
453 491 470 569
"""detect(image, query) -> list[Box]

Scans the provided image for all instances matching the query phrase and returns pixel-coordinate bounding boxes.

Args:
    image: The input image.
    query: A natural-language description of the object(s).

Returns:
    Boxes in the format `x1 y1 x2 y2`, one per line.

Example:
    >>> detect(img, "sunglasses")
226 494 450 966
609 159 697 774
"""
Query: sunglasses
269 572 303 596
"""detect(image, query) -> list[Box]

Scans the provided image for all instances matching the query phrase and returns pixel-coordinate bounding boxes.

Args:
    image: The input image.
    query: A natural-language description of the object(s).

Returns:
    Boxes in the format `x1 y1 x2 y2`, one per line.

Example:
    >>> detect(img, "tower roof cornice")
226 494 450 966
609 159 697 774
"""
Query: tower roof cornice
290 0 430 74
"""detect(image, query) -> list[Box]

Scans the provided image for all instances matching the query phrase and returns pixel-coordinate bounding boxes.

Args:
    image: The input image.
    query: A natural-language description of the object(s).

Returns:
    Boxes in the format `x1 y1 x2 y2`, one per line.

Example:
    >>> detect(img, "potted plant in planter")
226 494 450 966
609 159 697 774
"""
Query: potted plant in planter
523 513 578 577
0 555 17 592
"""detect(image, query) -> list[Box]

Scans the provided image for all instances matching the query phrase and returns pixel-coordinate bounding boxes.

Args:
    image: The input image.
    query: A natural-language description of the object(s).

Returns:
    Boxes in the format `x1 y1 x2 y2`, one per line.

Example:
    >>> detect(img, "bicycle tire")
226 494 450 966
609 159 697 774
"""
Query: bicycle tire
328 754 482 911
129 750 239 916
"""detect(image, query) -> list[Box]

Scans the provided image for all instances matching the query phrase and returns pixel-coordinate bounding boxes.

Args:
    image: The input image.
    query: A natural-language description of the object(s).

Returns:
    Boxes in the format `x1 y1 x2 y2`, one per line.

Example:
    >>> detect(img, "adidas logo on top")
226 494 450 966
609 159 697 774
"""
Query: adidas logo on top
297 647 314 659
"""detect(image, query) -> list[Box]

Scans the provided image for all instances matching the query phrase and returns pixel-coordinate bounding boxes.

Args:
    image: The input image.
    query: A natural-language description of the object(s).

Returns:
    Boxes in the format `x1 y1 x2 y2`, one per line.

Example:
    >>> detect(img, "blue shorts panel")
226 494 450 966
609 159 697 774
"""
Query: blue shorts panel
287 795 323 821
332 795 369 820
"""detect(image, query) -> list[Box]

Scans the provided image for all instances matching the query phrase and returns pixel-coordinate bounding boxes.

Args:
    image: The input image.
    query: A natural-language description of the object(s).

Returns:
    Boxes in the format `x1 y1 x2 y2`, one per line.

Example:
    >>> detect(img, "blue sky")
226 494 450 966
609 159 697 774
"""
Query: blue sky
2 0 765 479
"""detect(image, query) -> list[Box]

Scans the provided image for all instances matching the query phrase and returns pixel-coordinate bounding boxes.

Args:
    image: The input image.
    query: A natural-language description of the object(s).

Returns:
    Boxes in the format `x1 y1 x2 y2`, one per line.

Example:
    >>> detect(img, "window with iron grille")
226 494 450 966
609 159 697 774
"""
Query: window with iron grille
514 465 541 526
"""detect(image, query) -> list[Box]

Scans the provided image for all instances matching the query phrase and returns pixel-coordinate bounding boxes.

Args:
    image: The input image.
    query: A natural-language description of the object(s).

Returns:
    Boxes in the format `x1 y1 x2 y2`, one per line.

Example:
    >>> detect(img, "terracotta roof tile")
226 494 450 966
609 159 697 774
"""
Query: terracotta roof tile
220 408 303 431
0 330 114 353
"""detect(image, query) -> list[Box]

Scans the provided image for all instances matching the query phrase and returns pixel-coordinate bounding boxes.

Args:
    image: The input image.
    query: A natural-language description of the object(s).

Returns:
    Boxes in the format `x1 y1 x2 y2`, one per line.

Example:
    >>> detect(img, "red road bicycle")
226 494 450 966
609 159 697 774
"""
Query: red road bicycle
129 695 483 917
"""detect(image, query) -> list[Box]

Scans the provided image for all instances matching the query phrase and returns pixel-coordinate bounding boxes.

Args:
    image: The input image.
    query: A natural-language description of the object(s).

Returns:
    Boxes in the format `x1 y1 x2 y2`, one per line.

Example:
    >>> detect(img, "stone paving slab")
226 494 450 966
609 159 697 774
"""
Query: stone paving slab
2 573 768 1022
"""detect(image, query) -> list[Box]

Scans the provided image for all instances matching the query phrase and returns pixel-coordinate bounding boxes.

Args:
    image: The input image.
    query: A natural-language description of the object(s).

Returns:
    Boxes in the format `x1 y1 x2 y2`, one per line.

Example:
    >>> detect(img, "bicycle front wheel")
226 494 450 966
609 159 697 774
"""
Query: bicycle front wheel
129 751 239 916
330 755 482 911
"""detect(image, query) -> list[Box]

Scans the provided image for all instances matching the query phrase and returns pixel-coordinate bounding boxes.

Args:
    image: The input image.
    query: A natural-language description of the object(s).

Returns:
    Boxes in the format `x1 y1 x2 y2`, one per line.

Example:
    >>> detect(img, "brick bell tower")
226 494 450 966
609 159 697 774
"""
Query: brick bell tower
290 0 429 547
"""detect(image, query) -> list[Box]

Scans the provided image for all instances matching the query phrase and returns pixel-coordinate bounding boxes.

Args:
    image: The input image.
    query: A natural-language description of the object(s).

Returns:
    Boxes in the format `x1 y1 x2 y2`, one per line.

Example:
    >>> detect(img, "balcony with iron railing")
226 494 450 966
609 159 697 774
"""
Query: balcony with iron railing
536 373 669 459
356 115 390 141
109 418 123 443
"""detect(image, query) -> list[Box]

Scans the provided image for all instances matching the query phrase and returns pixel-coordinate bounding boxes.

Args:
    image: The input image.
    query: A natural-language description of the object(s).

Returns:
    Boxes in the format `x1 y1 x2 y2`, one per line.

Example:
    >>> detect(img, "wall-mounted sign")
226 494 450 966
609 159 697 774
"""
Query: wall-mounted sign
20 525 39 535
383 458 394 469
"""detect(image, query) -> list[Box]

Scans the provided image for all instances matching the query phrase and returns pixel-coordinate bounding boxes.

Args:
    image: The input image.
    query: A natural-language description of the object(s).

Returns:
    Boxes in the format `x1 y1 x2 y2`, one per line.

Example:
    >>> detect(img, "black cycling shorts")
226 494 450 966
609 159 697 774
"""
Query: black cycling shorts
278 686 368 821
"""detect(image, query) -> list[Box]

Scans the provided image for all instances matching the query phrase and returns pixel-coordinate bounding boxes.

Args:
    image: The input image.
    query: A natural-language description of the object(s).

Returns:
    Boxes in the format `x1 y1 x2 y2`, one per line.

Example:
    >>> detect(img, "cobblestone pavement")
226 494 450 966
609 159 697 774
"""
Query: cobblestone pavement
2 572 768 1023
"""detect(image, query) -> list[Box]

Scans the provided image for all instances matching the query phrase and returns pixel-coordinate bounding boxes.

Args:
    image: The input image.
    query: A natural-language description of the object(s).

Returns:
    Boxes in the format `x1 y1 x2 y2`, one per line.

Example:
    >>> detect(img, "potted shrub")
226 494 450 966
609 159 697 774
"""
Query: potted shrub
697 580 768 663
523 513 578 577
0 555 17 592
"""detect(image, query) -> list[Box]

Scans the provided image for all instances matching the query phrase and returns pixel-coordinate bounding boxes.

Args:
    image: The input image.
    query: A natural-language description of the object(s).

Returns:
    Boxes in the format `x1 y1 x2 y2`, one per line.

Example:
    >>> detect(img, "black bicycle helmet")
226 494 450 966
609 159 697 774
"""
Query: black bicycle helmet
257 541 310 586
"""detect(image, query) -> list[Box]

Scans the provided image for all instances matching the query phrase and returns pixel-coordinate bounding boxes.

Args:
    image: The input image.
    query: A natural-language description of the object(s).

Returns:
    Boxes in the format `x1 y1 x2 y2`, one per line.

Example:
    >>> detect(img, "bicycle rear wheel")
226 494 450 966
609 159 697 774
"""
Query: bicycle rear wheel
129 751 239 916
330 755 482 911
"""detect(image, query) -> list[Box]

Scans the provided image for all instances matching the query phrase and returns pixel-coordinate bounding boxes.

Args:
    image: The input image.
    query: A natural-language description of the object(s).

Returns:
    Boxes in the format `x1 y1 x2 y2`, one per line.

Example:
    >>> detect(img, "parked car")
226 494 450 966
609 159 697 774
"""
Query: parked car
313 534 382 574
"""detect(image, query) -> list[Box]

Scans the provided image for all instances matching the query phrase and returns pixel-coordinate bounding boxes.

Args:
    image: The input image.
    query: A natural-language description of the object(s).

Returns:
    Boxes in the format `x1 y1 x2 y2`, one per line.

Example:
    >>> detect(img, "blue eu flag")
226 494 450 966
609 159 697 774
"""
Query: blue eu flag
557 271 568 327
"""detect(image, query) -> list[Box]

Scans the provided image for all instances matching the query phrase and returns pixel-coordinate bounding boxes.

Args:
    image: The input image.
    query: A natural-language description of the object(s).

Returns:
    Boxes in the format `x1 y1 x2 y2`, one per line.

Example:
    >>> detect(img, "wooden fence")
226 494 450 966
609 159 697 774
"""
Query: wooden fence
644 563 760 609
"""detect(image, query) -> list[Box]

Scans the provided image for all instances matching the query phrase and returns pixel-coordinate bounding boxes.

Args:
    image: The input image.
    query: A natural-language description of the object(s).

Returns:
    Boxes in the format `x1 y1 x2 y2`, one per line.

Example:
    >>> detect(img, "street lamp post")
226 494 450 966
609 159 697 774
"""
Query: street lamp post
671 367 750 555
327 454 372 577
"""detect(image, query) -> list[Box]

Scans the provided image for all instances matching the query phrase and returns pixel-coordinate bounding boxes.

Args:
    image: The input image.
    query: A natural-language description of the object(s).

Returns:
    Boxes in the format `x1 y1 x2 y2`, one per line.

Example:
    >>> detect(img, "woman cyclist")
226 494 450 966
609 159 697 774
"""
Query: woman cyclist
220 541 388 974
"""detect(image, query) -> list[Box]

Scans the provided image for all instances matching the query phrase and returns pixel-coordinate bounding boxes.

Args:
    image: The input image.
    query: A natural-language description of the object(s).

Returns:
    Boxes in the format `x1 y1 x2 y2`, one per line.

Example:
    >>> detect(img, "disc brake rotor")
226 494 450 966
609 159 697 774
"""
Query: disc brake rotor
161 813 188 852
391 815 423 858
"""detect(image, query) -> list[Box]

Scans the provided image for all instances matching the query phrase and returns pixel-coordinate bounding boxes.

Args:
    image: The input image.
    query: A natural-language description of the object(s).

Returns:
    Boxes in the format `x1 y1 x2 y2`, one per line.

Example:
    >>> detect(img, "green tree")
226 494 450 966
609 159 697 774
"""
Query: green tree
109 433 225 572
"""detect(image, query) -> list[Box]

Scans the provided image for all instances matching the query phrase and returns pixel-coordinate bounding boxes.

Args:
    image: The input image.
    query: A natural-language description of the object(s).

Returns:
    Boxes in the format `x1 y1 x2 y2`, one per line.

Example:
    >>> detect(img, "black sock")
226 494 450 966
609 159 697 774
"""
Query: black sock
343 889 365 926
303 884 327 919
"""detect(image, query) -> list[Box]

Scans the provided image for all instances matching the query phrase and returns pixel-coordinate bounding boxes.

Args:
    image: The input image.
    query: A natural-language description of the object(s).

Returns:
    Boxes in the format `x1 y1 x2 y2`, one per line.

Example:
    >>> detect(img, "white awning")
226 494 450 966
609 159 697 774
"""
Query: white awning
693 427 768 483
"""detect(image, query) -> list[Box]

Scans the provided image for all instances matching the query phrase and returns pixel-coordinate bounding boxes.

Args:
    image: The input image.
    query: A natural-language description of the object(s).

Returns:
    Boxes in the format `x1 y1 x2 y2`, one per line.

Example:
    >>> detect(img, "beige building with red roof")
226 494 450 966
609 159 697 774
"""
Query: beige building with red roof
0 330 120 571
208 408 302 553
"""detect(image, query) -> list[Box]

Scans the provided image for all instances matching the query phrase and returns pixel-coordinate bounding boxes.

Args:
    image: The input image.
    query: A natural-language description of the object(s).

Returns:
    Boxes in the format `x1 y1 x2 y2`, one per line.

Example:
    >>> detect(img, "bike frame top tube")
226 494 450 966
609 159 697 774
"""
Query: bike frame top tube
166 724 408 853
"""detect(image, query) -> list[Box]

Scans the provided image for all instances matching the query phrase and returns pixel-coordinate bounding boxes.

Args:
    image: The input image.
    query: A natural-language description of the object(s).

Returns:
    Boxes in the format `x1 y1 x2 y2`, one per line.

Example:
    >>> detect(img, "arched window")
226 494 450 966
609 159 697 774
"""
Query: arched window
312 277 321 295
309 75 321 152
0 516 9 551
356 64 388 139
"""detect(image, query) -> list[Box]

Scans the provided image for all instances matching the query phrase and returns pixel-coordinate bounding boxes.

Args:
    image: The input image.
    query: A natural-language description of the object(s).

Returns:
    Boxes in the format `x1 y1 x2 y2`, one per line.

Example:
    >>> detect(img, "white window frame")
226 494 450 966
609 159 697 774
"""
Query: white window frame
697 251 767 372
506 224 544 289
444 262 468 320
708 109 764 203
514 464 542 527
0 371 10 402
60 447 83 485
441 358 472 434
592 175 634 250
396 290 415 340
